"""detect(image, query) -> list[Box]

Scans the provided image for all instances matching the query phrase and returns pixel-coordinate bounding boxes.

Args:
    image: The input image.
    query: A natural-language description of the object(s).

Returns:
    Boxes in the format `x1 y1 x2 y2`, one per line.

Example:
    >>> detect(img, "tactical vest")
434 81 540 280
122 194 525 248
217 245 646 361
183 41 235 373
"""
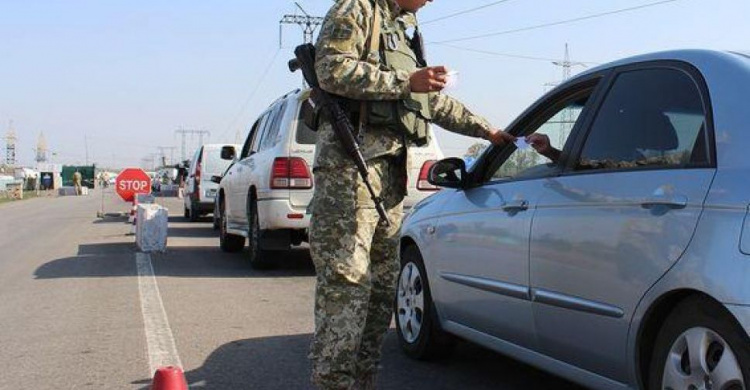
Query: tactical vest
365 17 431 147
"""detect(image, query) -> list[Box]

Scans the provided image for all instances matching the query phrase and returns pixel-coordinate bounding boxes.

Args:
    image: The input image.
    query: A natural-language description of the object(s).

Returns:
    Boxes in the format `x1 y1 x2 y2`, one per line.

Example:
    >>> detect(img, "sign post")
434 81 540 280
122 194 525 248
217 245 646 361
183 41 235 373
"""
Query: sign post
116 168 152 203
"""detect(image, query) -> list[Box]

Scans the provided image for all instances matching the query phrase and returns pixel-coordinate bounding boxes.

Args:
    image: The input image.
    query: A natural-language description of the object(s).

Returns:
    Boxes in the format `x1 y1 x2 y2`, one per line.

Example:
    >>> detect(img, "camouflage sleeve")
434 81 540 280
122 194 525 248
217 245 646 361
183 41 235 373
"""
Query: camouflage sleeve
429 93 493 139
315 0 411 100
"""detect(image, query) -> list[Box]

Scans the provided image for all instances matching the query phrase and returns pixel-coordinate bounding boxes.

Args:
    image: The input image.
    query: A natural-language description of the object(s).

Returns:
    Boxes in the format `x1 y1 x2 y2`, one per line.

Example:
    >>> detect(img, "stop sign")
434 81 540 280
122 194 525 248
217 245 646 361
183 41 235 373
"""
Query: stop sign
116 168 152 202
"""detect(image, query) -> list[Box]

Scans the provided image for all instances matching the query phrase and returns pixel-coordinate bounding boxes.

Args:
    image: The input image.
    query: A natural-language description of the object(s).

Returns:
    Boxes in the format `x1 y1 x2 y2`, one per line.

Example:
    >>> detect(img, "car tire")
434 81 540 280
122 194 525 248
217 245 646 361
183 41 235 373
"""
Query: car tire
247 198 273 269
188 201 199 223
395 245 456 360
648 296 750 390
219 198 244 253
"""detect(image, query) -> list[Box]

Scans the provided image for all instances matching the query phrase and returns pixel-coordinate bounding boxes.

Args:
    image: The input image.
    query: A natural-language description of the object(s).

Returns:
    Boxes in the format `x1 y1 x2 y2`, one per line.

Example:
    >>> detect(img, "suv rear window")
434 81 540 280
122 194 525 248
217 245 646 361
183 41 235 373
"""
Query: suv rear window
295 101 318 145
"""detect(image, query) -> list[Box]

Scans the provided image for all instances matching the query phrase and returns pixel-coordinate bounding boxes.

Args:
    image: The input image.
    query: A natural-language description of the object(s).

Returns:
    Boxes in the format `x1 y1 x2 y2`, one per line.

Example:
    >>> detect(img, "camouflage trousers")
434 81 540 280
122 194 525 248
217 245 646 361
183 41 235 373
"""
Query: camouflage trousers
309 154 406 390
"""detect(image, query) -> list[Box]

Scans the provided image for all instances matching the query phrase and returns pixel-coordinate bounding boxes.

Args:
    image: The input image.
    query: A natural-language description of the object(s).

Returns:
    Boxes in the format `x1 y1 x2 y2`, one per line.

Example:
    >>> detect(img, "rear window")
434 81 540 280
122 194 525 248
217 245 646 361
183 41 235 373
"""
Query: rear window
295 101 318 145
203 146 234 176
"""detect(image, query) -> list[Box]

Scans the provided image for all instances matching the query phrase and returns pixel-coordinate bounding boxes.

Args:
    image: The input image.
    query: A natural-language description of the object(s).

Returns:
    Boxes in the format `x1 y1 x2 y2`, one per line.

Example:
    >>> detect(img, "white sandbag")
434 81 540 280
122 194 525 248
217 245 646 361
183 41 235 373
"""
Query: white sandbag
136 204 169 253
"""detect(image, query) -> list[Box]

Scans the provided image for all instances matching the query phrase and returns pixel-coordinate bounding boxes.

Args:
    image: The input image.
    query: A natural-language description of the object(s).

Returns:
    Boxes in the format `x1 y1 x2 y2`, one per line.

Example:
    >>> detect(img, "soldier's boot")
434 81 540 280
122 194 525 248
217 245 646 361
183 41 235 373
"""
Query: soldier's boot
354 370 378 390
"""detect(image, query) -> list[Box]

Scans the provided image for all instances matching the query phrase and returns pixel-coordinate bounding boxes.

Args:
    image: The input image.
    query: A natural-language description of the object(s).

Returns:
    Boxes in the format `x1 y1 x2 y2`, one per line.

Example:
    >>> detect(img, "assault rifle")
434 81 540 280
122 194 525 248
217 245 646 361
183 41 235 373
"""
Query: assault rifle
289 43 390 227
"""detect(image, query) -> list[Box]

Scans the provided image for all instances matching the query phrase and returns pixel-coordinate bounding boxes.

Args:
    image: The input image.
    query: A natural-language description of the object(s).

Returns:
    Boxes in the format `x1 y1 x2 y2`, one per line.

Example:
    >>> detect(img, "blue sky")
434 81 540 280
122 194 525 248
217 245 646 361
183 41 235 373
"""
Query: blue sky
1 0 748 168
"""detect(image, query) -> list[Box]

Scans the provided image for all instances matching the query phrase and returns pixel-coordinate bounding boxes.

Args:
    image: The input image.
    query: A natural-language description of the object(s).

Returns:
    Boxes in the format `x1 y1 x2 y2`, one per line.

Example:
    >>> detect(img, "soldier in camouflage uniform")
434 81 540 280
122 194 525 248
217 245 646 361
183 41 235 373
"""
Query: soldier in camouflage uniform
309 0 514 388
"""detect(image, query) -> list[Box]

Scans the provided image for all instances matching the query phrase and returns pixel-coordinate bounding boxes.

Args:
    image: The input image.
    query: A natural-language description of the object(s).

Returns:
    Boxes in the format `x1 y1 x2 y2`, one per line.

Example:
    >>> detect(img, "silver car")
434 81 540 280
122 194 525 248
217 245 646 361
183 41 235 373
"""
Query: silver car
396 50 750 390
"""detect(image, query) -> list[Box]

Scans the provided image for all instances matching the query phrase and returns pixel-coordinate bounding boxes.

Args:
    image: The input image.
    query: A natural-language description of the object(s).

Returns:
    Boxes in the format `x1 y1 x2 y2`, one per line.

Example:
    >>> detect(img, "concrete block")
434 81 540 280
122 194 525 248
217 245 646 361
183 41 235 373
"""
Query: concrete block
135 193 155 205
58 187 77 196
136 204 168 253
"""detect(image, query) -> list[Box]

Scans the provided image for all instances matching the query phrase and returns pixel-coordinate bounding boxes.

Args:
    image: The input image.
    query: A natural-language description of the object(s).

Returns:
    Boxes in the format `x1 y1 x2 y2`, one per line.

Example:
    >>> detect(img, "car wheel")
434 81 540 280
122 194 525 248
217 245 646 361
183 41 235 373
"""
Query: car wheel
648 296 749 390
188 201 199 222
219 199 244 253
395 245 455 360
247 198 272 269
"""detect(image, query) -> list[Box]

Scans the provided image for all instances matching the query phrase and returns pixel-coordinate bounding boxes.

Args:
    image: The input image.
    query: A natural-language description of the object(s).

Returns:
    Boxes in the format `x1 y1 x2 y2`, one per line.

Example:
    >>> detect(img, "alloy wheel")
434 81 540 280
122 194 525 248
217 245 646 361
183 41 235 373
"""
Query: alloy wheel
662 327 745 390
397 262 425 344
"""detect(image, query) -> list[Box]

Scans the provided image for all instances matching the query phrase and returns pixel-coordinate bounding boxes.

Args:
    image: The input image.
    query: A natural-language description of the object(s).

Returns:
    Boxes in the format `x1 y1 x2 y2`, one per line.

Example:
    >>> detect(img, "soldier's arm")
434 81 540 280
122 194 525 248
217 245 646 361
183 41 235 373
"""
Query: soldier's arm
428 93 494 139
315 0 410 101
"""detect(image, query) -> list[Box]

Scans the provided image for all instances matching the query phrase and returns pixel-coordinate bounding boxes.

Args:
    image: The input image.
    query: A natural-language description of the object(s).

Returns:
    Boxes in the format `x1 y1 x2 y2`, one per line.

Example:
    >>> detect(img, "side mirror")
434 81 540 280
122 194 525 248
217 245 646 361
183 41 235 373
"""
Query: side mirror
210 175 222 184
428 158 467 189
220 146 236 161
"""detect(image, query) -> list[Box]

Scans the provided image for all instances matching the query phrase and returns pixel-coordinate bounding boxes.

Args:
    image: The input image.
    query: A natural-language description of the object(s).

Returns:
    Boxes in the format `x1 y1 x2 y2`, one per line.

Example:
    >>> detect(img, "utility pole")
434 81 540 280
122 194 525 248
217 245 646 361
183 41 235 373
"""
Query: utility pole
157 146 177 167
84 134 89 166
543 44 586 147
4 120 17 167
175 128 210 161
279 3 324 48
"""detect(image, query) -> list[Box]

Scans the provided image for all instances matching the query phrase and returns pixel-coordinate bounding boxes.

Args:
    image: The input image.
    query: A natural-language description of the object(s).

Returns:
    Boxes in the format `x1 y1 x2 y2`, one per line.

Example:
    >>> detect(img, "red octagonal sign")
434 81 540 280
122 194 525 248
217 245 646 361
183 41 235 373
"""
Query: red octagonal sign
116 168 152 202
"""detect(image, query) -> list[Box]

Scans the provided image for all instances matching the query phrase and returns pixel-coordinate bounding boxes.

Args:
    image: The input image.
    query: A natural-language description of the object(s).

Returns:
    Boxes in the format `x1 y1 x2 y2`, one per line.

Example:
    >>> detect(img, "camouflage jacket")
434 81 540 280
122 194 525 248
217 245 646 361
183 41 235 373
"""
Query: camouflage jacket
313 0 494 167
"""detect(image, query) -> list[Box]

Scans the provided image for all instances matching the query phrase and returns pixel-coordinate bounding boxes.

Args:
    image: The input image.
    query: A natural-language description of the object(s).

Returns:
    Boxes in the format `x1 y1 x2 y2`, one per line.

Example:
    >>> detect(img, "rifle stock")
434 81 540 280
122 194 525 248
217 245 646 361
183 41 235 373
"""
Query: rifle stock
291 44 391 227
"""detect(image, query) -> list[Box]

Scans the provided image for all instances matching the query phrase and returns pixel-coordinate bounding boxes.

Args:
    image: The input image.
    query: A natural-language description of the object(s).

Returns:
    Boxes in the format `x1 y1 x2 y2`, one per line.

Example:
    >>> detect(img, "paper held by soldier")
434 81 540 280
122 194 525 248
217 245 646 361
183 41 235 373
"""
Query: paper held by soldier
442 70 459 90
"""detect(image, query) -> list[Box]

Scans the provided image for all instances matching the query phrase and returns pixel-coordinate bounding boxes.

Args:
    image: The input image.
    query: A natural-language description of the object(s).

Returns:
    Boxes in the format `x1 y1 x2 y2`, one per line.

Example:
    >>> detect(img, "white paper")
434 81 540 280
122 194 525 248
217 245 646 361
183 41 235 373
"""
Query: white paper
514 137 531 150
444 71 459 90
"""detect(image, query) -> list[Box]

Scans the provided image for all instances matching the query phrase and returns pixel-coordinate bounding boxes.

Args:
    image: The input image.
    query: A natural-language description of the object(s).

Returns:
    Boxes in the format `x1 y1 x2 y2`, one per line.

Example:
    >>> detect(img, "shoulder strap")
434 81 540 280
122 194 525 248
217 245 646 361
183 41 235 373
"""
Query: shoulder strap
362 0 382 61
357 0 383 137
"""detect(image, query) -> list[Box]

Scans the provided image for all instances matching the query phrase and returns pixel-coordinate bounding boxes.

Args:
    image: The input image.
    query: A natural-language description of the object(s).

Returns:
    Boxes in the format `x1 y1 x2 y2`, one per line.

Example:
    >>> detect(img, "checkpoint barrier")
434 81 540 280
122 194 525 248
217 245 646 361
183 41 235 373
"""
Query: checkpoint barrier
150 366 188 390
158 184 180 198
58 186 89 196
135 203 168 253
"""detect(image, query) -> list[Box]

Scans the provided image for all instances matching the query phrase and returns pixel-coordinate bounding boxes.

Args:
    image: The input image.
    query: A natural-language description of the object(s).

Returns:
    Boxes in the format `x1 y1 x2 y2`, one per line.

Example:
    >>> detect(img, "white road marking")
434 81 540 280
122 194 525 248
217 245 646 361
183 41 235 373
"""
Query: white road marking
136 252 183 375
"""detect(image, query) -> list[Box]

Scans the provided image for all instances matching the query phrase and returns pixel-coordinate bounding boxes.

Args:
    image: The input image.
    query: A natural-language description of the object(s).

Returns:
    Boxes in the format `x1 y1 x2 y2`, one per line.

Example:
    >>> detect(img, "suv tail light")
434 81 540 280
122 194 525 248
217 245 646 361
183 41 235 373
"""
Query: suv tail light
417 160 439 191
271 157 313 189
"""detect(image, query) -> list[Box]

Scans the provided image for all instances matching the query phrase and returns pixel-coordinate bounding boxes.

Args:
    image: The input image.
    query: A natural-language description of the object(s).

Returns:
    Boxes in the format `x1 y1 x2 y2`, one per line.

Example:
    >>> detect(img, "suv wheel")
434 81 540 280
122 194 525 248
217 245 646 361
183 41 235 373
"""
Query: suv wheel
188 201 199 222
395 245 455 360
247 198 272 269
648 296 749 390
219 198 244 253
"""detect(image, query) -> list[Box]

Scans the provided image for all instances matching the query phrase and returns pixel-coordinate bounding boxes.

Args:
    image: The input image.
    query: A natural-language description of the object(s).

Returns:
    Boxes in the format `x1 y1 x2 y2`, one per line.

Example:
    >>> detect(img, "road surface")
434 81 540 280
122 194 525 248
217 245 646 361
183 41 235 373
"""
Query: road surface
0 189 584 389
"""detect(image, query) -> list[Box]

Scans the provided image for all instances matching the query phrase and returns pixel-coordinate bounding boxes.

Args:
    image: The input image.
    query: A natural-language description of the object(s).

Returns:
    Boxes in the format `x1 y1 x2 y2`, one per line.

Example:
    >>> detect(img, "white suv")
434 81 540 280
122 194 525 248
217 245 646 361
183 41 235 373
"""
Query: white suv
217 89 443 269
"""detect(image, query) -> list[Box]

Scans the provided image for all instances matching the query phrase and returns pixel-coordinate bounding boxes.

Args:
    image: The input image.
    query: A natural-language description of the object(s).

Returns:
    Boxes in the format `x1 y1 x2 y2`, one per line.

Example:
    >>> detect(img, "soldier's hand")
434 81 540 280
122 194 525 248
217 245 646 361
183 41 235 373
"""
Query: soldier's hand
410 66 448 93
487 129 515 146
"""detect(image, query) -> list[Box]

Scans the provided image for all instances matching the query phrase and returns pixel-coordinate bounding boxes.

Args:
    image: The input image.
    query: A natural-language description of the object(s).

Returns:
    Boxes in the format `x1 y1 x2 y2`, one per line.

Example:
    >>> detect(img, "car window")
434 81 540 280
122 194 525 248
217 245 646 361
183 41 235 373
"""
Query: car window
259 101 287 152
490 93 590 181
250 112 271 154
296 100 318 145
241 119 261 159
575 68 709 171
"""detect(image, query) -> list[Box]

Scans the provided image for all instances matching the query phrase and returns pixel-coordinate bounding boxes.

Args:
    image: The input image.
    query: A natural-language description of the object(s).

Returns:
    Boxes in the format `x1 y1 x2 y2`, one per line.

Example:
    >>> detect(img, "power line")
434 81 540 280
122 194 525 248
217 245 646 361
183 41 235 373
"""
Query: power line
219 48 282 142
435 0 681 44
433 42 600 65
422 0 515 25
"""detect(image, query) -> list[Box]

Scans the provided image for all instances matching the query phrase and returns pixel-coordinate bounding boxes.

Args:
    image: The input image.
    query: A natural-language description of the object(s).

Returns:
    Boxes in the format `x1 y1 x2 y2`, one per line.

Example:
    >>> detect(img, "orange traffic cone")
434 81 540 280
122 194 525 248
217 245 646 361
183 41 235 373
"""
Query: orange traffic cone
151 366 188 390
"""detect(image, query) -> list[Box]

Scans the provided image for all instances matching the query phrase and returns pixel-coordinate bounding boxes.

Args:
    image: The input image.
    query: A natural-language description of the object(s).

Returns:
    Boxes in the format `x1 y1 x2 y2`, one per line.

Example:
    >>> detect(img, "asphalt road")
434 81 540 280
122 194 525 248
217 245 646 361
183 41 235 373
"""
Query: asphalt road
0 189 585 389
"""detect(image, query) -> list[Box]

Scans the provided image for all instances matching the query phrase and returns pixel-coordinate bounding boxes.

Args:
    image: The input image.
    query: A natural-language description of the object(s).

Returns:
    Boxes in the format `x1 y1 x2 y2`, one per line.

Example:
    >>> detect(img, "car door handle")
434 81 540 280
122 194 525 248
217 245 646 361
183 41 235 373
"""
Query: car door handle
502 200 529 212
641 196 688 209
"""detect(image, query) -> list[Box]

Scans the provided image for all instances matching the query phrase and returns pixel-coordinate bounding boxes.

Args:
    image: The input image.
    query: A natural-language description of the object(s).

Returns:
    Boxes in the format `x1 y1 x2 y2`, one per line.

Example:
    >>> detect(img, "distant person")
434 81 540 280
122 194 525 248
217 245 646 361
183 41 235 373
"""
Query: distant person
42 173 52 190
72 170 83 195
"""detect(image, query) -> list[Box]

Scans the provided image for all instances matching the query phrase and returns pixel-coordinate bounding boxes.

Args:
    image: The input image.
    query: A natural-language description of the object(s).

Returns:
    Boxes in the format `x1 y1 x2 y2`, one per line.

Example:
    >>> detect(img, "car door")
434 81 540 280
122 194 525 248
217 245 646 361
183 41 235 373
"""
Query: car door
427 78 604 350
224 125 257 222
529 63 716 383
228 113 269 226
